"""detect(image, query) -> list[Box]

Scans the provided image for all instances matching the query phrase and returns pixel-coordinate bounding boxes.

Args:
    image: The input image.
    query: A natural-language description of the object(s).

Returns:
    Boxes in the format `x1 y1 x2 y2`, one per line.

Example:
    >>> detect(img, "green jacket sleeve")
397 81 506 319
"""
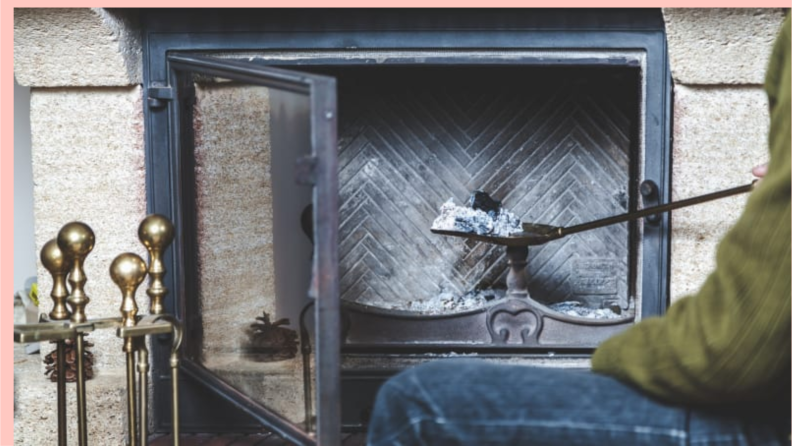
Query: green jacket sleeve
591 15 791 405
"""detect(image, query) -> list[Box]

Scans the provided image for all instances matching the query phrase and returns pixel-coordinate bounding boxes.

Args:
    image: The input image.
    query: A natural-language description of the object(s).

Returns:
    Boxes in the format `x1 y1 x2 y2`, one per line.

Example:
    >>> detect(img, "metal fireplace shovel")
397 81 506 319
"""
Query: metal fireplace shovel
431 181 757 247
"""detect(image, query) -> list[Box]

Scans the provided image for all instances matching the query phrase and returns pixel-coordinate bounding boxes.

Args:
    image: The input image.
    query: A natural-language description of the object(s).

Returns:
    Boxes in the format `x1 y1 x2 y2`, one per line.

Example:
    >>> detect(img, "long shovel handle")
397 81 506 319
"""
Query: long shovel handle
561 181 757 237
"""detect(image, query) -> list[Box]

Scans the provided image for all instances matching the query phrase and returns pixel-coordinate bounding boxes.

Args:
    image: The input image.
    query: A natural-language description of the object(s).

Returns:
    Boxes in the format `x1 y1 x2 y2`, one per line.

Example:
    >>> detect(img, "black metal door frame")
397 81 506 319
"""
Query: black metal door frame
141 8 671 441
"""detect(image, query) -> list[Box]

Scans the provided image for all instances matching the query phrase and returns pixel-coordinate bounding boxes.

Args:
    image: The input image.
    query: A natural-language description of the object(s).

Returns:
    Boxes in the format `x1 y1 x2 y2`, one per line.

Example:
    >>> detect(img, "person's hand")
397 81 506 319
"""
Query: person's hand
752 163 768 184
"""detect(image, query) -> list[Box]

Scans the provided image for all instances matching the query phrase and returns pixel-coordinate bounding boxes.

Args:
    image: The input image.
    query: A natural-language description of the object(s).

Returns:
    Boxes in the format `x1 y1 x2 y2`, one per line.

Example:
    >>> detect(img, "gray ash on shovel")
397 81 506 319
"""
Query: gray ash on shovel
431 191 522 236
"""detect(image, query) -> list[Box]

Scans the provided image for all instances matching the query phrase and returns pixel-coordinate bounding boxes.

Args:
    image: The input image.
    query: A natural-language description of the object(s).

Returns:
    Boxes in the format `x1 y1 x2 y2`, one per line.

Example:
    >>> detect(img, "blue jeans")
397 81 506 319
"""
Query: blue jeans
367 360 790 446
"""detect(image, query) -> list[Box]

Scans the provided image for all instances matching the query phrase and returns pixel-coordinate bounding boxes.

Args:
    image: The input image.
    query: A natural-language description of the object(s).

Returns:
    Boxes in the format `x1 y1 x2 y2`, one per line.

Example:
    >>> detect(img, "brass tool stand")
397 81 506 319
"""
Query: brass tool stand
13 215 181 446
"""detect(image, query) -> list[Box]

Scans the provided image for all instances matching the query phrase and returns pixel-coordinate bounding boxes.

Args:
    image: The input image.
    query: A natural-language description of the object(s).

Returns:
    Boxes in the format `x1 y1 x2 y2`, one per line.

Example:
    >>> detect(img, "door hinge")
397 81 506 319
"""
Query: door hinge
147 87 174 109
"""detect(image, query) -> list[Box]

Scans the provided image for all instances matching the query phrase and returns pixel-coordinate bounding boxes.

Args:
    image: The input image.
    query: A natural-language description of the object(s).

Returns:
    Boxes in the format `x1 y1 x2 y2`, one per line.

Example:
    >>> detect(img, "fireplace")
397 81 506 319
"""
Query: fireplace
141 8 671 443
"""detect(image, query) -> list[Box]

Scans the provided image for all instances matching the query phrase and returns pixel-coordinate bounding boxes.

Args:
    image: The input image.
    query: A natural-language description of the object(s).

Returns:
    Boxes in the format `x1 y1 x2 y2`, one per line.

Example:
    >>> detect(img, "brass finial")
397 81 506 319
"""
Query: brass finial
57 222 95 324
138 214 174 315
110 253 147 352
41 239 73 321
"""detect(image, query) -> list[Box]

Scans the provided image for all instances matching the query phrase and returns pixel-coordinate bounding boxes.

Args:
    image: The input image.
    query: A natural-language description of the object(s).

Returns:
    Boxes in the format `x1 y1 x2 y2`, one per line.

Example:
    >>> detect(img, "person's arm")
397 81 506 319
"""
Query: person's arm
591 15 791 405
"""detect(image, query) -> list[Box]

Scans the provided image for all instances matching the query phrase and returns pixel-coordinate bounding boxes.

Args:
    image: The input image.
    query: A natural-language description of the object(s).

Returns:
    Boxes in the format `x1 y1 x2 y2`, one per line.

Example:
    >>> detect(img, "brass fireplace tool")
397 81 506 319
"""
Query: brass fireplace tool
14 215 181 446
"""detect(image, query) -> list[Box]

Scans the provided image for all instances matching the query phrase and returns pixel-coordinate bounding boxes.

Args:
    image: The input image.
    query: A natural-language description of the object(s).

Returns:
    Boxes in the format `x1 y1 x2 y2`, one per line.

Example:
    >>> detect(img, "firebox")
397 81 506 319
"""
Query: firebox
142 8 671 445
332 64 642 346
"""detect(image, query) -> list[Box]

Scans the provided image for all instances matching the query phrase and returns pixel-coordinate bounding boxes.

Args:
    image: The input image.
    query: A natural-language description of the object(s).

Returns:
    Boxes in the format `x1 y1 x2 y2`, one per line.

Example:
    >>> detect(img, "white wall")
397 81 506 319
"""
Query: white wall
14 77 36 293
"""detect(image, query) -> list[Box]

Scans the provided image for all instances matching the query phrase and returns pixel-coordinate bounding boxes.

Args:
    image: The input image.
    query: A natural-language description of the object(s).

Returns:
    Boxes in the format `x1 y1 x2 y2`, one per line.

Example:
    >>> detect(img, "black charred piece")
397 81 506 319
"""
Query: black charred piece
468 191 502 214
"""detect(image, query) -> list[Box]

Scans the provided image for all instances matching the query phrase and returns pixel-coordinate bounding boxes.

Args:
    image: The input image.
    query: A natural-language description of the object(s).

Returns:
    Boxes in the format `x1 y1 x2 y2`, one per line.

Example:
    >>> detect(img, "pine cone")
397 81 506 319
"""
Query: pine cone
241 311 298 362
44 337 95 383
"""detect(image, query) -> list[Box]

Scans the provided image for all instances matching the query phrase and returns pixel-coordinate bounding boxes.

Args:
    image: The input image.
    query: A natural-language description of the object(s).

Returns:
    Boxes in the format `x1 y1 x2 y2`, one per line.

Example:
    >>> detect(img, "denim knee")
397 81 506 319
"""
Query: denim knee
373 365 426 416
368 362 453 446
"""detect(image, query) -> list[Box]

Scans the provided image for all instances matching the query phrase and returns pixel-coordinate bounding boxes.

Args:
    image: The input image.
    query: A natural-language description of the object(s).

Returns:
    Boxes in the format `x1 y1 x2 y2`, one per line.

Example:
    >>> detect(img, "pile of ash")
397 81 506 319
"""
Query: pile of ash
548 301 622 319
403 288 506 314
431 191 522 236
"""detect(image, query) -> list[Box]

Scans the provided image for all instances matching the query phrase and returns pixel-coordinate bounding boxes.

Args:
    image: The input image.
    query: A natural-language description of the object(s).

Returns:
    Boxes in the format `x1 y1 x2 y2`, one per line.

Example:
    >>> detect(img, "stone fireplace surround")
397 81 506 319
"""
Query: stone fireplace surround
13 8 781 445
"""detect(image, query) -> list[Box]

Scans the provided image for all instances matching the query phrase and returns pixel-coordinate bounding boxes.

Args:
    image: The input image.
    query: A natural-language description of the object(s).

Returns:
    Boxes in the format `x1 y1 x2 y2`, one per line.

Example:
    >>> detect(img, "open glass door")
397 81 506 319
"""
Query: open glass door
166 53 339 445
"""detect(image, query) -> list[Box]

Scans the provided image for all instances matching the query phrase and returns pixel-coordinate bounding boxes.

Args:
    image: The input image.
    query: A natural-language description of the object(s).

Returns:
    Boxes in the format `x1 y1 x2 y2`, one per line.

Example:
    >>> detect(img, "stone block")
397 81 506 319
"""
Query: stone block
670 85 769 302
15 8 141 87
662 8 785 85
30 86 147 370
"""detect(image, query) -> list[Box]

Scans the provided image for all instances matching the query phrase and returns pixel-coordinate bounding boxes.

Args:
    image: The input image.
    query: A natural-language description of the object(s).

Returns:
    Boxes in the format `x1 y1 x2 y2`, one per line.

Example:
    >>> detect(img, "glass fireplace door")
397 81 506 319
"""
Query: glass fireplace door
166 54 339 446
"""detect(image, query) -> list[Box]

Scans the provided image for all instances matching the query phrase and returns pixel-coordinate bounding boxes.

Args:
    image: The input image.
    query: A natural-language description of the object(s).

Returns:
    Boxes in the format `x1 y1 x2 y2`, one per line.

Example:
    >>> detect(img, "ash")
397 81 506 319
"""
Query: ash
548 301 622 319
404 288 506 314
431 199 522 236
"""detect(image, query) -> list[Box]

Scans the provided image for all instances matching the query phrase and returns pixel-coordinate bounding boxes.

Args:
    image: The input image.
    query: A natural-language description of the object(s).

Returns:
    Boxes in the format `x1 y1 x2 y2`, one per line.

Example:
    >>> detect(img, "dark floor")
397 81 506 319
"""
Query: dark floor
147 433 367 446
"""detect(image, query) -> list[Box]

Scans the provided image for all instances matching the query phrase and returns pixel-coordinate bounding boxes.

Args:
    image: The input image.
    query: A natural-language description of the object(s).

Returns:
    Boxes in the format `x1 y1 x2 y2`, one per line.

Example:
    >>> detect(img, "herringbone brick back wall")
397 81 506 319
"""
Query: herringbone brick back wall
336 68 637 312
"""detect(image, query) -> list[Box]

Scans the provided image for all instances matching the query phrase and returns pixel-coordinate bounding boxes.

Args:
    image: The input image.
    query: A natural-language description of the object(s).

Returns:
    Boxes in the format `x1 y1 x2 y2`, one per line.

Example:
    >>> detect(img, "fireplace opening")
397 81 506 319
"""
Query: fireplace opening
319 65 641 320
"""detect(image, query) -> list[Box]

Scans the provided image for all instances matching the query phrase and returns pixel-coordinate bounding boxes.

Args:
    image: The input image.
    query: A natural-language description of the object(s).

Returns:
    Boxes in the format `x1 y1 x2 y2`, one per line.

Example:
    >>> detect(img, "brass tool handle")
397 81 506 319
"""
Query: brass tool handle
41 239 72 321
561 181 757 237
40 238 73 446
138 215 175 315
57 222 95 324
138 215 177 445
110 252 148 446
57 221 95 446
110 253 148 351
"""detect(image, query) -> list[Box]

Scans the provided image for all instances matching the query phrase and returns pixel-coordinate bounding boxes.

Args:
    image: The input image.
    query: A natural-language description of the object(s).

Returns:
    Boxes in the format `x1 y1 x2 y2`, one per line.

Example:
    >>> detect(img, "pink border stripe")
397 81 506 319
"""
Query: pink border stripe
3 5 13 446
4 2 792 6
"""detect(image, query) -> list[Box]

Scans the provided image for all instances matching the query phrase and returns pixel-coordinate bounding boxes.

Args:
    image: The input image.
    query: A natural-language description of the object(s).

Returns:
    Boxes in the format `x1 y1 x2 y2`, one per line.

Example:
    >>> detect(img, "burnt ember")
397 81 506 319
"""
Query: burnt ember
468 191 502 214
